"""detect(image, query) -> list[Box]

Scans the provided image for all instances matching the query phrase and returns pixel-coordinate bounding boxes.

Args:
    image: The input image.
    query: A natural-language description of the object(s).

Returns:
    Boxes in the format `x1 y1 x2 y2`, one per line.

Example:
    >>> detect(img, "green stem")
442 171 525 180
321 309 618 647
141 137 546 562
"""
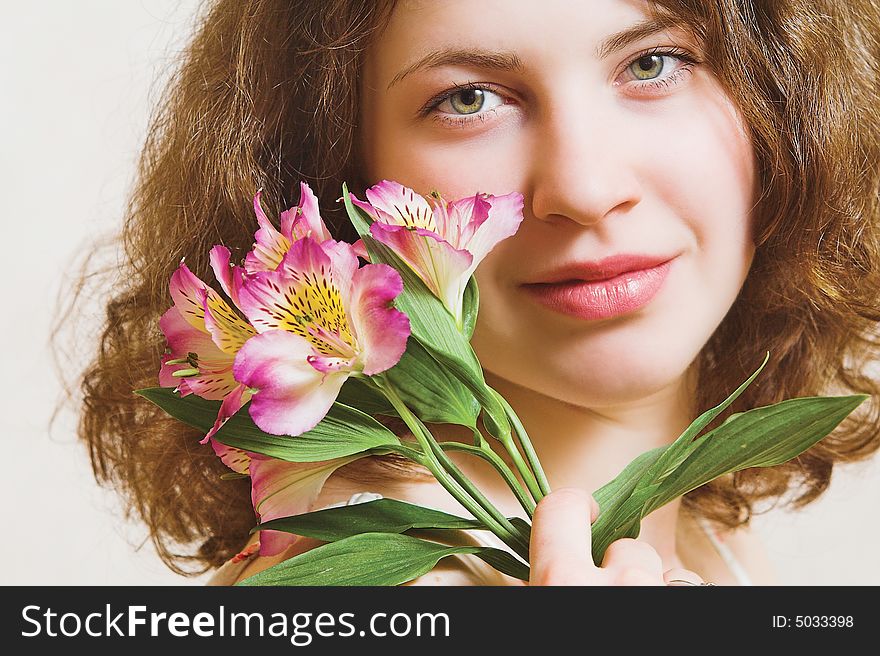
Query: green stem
494 389 551 498
439 440 536 517
375 377 529 560
496 430 543 504
409 414 531 558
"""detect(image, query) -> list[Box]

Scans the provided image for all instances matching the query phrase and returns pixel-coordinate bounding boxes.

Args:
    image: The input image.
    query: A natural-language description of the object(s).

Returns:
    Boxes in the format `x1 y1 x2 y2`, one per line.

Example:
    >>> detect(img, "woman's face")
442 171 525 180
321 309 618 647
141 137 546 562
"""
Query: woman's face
359 0 756 408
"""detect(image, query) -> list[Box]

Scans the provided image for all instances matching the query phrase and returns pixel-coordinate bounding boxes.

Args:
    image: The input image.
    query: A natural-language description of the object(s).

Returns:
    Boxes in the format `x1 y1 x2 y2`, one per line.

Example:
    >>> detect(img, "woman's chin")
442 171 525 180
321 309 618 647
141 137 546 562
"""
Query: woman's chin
483 346 697 411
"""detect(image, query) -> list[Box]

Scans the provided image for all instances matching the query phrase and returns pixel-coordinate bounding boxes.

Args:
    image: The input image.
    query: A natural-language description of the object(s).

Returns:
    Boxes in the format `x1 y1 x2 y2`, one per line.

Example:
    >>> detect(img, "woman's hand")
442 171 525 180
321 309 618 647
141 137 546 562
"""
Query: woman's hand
529 487 705 586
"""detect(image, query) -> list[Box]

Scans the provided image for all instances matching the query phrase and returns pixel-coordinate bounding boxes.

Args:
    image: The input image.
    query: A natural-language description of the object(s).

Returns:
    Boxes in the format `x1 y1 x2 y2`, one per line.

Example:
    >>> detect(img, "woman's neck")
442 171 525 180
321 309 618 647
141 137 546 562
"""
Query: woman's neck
429 367 699 570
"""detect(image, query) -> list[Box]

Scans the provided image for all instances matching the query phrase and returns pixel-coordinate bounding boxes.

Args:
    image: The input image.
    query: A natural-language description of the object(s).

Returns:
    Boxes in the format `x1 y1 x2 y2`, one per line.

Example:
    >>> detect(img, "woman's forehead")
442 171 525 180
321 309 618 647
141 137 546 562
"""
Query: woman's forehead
369 0 689 81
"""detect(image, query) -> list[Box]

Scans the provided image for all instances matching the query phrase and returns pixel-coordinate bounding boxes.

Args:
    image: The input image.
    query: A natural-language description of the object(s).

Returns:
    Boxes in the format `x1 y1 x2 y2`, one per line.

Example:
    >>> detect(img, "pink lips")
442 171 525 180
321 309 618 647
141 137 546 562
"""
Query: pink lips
521 254 676 320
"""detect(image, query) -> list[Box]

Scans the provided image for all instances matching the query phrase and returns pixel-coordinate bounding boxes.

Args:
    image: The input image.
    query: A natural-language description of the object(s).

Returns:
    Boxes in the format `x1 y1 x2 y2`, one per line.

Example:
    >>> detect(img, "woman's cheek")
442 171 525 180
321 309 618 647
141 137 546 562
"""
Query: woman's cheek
382 121 526 199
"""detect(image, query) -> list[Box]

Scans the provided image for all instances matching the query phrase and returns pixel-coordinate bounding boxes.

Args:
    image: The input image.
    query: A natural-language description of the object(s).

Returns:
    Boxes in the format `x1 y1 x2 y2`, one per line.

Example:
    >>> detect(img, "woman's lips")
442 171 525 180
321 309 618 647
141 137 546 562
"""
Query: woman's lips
521 259 674 320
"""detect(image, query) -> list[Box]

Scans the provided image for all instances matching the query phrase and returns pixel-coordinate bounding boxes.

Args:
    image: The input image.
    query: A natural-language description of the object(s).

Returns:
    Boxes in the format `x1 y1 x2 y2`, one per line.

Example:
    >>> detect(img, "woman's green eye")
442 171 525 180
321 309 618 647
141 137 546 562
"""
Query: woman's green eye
630 55 666 80
449 88 485 114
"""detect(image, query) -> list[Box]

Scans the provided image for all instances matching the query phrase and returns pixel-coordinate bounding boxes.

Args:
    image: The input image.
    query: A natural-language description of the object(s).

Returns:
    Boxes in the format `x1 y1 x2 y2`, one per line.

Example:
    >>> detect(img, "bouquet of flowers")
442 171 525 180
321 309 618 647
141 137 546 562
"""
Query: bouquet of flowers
138 180 866 585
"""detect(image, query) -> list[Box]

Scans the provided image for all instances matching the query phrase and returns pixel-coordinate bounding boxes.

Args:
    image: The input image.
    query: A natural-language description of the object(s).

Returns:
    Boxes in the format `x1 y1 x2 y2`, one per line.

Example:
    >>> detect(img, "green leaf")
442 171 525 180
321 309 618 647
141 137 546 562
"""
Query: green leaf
362 235 477 369
462 275 479 340
509 516 533 543
360 234 511 439
254 498 482 540
593 447 665 513
214 402 402 462
646 394 868 513
633 352 769 495
341 181 374 240
383 338 480 428
236 532 529 585
137 387 224 433
337 376 396 417
588 393 867 565
136 388 401 462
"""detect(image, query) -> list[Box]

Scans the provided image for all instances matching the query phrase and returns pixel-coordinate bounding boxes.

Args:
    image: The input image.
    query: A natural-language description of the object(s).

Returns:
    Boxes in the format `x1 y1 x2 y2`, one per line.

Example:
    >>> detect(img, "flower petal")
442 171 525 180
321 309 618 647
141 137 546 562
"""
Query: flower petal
347 263 410 376
202 383 253 444
233 330 348 436
209 245 246 308
245 190 292 273
307 353 358 375
431 193 491 250
352 238 370 261
169 262 211 330
182 365 240 401
209 436 252 475
200 287 256 355
159 307 238 400
238 239 358 358
359 180 437 231
158 307 236 399
249 454 360 556
318 238 360 299
286 181 333 243
462 192 524 276
369 222 473 313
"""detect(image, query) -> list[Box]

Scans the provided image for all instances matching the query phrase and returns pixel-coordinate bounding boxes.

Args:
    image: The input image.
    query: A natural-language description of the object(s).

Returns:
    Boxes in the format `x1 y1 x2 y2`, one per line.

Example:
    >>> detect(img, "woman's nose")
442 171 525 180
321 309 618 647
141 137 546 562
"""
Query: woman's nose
527 104 643 228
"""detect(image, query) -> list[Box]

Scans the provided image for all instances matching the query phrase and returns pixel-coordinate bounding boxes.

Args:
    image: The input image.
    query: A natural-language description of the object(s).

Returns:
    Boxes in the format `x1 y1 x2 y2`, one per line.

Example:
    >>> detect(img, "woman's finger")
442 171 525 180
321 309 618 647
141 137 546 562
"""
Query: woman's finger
529 487 596 585
600 537 666 585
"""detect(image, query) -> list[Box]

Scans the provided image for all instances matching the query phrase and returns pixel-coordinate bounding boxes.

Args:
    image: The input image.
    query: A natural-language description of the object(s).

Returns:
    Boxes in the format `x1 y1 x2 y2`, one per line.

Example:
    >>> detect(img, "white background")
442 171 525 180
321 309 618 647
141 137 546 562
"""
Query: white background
2 0 878 586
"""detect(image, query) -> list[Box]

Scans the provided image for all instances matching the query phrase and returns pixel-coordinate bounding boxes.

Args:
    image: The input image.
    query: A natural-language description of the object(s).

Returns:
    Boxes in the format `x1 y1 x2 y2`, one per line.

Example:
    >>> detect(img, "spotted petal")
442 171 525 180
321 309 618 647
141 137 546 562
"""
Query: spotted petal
159 307 219 388
239 238 358 361
210 245 245 308
200 287 256 356
352 180 437 231
158 307 238 402
169 262 210 330
233 330 349 436
210 437 252 475
250 454 360 556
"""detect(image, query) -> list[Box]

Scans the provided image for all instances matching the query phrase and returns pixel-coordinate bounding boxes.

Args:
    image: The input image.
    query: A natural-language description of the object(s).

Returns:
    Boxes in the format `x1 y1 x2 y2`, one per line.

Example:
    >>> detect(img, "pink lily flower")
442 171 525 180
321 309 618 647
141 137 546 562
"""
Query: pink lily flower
245 182 333 275
350 180 524 328
209 440 357 556
233 236 410 437
248 454 362 556
159 261 256 443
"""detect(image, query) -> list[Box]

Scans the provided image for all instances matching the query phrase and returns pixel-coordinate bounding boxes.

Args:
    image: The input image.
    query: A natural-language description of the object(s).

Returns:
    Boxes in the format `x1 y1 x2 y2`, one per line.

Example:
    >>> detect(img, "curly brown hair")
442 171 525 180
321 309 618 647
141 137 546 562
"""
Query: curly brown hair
61 0 880 575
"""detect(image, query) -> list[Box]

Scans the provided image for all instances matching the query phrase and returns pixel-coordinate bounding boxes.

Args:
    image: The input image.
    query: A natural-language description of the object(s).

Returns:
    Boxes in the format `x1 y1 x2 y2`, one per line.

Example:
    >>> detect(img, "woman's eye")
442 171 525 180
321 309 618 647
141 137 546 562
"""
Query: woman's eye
630 54 669 80
620 50 698 89
435 87 505 116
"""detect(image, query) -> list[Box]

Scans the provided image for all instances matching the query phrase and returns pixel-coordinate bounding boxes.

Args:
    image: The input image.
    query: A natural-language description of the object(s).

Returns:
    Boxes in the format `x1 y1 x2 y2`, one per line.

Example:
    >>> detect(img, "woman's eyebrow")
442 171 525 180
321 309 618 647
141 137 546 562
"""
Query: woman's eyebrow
596 15 688 59
386 15 685 91
387 49 525 90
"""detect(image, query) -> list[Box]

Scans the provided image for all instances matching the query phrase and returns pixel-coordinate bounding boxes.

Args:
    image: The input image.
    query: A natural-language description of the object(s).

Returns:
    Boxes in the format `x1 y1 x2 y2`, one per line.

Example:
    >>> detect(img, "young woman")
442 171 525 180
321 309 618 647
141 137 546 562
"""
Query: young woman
75 0 880 585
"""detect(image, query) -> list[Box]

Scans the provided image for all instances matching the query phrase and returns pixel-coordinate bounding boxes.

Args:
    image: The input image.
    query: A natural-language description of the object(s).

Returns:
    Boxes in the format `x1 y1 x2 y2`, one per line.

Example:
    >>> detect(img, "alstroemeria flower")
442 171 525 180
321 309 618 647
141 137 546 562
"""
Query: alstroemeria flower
245 182 333 275
350 180 524 328
233 236 410 437
209 440 357 557
159 261 256 443
249 454 361 556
